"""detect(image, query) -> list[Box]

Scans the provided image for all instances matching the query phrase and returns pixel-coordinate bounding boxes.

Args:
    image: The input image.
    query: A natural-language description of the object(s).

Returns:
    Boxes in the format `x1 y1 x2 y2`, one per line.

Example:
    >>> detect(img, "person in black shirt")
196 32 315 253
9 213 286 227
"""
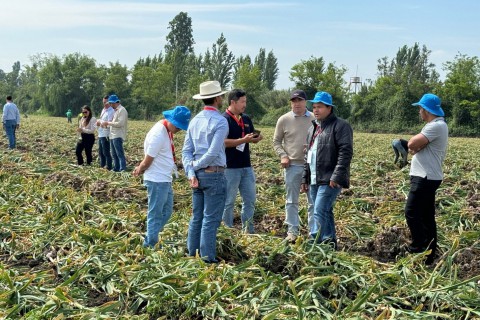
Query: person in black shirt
222 89 263 233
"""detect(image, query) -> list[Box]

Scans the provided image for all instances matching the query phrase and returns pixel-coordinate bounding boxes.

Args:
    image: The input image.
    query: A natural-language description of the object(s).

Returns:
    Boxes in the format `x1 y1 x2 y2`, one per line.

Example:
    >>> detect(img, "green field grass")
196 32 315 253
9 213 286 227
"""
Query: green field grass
1 116 479 319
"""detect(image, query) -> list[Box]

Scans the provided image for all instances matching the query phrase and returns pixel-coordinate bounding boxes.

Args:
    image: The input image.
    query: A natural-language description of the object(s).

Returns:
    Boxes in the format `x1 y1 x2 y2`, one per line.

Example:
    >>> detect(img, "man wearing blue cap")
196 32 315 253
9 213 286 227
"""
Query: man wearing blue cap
102 94 128 172
301 91 353 249
133 106 191 248
405 93 448 264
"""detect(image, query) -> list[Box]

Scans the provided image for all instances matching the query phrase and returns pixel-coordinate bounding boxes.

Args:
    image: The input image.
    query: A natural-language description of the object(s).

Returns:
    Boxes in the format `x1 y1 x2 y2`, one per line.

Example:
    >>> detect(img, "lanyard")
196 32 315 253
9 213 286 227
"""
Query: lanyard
226 110 245 137
204 106 218 111
162 120 176 162
309 125 322 149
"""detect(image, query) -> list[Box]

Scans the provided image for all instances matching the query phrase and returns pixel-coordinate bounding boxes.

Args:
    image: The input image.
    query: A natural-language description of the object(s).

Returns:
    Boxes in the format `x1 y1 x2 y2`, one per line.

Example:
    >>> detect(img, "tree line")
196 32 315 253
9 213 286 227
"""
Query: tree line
0 12 479 136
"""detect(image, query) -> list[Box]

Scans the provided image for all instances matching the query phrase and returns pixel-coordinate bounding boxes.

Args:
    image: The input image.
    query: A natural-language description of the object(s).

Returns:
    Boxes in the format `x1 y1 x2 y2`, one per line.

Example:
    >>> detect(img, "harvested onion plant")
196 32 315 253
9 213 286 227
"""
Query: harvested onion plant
1 116 479 319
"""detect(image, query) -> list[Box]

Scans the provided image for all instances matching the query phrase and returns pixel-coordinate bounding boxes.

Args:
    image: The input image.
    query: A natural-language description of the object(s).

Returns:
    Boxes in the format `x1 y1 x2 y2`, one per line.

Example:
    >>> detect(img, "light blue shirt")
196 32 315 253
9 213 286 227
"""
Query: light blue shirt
182 108 229 179
97 106 115 138
2 102 20 124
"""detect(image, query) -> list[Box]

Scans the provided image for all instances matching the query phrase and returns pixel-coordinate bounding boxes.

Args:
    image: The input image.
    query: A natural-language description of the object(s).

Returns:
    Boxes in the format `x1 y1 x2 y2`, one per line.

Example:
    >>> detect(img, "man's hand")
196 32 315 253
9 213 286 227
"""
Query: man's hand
251 134 263 143
243 133 255 143
300 183 309 193
189 176 199 188
329 180 340 188
132 166 142 177
280 156 290 168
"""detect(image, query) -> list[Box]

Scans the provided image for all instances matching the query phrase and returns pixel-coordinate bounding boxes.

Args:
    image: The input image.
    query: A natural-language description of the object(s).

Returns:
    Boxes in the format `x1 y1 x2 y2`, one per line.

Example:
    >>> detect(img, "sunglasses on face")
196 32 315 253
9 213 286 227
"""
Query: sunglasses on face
82 111 88 114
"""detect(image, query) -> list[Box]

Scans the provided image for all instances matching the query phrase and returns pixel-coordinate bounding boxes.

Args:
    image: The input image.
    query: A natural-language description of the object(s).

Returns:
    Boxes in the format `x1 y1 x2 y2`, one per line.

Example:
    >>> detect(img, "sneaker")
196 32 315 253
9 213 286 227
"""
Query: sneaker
285 233 297 242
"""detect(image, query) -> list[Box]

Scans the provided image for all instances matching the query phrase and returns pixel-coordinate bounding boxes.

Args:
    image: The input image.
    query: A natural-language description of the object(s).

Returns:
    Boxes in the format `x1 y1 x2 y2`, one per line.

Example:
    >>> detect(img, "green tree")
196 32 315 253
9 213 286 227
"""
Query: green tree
264 50 279 90
289 56 349 118
441 54 480 134
104 62 131 108
232 57 265 120
204 33 235 89
165 12 195 93
131 62 174 120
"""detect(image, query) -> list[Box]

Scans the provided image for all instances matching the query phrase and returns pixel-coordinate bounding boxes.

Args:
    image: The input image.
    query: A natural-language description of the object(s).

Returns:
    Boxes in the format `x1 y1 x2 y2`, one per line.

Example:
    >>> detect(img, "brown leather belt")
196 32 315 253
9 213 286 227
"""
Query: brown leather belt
204 166 225 173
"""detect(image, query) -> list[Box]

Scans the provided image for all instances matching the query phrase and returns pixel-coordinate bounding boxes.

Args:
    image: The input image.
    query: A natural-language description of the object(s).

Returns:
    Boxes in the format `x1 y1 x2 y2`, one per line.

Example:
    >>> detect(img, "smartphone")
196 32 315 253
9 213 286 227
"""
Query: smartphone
253 129 261 137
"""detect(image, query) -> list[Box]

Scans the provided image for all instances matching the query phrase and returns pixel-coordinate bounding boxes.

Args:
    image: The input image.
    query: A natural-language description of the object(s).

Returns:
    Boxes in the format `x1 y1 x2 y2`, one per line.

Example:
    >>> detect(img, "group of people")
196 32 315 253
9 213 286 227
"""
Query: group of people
133 79 448 265
72 95 128 172
2 82 448 265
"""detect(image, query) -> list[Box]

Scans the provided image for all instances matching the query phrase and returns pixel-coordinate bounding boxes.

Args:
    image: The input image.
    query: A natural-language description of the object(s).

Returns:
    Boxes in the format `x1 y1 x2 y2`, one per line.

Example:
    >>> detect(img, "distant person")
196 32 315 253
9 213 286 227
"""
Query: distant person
133 106 191 248
2 95 21 149
96 96 115 170
75 106 97 165
182 80 229 263
392 138 409 168
301 91 353 249
66 109 73 123
101 94 128 172
222 89 263 234
405 93 448 265
273 89 315 242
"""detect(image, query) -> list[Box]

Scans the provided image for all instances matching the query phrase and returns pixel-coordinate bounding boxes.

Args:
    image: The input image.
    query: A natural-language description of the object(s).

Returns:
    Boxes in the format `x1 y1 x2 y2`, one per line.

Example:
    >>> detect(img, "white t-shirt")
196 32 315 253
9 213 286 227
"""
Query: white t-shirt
143 121 176 183
410 117 448 180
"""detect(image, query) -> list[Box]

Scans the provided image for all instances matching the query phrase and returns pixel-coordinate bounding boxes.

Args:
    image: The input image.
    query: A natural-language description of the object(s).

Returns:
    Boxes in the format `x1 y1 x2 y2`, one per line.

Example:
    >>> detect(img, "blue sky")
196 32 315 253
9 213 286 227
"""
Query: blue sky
1 0 479 89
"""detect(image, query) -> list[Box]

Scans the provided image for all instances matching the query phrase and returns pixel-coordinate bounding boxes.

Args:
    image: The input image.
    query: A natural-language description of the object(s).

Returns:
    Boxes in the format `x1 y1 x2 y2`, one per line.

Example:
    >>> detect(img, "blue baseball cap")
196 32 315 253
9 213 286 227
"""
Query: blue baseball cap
163 106 191 130
308 91 335 107
412 93 444 117
108 94 120 103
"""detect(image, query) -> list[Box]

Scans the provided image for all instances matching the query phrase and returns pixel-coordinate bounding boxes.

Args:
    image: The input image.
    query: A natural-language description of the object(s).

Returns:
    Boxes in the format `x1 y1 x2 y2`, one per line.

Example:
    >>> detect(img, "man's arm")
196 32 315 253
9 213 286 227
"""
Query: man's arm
133 155 154 177
273 118 287 158
408 133 429 155
109 108 126 127
331 122 353 187
182 130 196 179
225 133 255 147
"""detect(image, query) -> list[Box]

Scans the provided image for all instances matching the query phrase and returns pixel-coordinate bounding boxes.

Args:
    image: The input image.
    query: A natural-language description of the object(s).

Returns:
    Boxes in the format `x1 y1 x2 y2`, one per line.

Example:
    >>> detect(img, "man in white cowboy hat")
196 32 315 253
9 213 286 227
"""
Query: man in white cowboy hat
133 106 191 248
404 93 448 264
301 91 353 250
182 80 229 263
273 89 315 242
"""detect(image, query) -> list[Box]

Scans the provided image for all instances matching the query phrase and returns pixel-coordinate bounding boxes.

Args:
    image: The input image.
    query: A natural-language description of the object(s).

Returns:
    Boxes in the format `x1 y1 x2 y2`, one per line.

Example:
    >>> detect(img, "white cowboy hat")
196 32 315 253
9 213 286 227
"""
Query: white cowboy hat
192 80 227 100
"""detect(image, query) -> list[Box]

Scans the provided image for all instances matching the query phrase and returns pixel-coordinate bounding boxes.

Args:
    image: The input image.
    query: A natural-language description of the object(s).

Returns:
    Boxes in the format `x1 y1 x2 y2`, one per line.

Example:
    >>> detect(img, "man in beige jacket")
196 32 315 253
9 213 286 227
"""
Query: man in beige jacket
273 89 315 241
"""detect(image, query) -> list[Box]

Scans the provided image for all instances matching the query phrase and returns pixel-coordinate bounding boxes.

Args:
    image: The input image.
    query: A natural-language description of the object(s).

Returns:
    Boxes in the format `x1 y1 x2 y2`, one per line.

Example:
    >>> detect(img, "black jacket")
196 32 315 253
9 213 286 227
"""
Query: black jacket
302 113 353 188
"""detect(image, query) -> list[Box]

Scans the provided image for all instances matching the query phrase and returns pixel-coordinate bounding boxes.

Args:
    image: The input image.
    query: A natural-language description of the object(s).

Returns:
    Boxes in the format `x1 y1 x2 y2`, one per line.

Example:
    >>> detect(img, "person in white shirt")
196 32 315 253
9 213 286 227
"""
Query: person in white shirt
133 106 191 248
102 94 128 172
2 95 21 149
96 96 115 170
405 93 448 265
76 106 97 165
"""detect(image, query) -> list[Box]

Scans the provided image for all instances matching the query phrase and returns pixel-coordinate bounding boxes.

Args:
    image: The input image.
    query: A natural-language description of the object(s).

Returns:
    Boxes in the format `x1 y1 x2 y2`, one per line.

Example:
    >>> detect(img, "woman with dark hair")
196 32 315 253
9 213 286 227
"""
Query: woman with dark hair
76 105 97 165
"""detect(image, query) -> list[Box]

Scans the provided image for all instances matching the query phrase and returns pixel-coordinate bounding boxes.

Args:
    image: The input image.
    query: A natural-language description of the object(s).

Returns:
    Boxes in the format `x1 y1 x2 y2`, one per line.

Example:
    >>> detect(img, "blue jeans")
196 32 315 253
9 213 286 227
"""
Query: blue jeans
187 170 226 262
309 184 342 247
110 138 126 172
223 167 256 233
98 137 112 170
284 165 314 235
4 120 17 149
143 180 174 248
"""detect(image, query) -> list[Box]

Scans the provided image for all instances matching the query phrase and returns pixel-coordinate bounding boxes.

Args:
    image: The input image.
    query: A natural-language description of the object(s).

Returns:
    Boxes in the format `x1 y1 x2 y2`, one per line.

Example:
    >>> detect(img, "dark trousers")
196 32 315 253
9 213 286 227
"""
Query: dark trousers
76 133 95 165
405 176 442 260
98 137 112 170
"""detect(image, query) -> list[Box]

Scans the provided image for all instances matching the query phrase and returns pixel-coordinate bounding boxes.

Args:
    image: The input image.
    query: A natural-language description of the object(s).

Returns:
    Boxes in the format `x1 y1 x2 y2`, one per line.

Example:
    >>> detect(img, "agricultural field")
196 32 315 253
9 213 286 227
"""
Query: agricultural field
1 115 479 319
